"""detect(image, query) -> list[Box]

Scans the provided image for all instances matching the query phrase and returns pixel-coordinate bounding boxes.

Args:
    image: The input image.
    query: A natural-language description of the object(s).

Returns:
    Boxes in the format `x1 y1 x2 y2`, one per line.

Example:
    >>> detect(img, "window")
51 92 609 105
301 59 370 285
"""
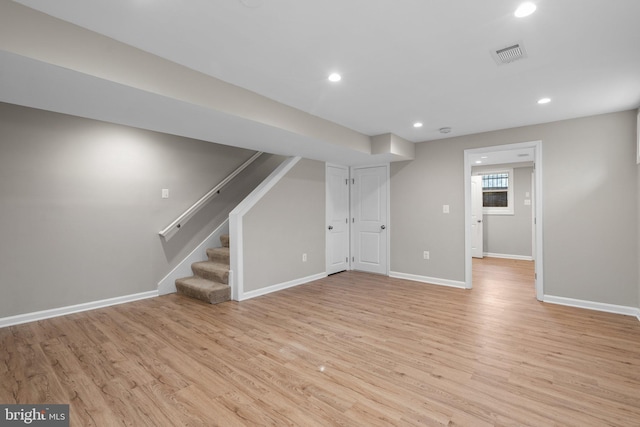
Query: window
478 169 514 215
482 173 509 207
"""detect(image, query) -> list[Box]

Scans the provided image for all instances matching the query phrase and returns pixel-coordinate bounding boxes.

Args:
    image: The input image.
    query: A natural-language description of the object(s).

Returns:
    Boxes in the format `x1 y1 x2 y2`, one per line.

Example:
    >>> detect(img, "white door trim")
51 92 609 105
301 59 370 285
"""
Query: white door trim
464 141 544 300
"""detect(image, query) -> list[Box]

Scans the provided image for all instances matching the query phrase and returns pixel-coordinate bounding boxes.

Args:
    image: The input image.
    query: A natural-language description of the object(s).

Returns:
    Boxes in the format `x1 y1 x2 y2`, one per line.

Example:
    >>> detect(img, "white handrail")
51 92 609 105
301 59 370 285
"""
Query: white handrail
159 151 263 241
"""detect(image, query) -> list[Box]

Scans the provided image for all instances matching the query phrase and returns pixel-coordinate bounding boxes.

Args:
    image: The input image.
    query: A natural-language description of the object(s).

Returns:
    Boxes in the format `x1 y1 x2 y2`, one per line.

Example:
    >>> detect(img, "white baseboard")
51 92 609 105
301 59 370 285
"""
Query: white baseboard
483 252 533 261
157 220 229 295
389 271 467 289
239 272 327 301
544 295 640 320
0 290 158 328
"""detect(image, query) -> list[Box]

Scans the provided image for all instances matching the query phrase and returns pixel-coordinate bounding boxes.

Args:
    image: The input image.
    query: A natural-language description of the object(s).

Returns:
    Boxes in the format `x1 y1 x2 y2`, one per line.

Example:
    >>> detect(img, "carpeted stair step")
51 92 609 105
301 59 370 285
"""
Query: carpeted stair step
175 277 230 304
191 261 229 284
175 232 231 305
207 247 230 264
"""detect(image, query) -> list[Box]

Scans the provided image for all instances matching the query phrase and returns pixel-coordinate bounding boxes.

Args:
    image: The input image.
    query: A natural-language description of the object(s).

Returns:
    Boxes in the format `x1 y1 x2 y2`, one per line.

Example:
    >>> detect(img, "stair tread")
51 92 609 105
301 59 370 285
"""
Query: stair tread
207 247 229 255
207 246 229 252
206 247 230 263
192 261 228 272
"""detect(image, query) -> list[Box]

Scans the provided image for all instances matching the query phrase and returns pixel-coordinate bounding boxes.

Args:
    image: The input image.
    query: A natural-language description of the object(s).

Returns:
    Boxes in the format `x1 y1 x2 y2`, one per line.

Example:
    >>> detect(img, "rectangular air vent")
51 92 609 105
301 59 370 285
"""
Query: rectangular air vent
491 42 527 65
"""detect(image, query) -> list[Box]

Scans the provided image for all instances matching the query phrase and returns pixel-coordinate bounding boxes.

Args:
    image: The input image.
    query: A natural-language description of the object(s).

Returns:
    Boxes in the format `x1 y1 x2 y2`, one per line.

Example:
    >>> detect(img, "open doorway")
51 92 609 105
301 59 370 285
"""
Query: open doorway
472 257 537 301
464 141 543 300
472 163 534 259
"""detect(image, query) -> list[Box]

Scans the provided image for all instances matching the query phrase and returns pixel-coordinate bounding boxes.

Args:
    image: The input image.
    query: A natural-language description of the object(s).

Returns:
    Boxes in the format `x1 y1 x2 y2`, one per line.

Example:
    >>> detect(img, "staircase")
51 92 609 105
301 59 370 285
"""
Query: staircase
175 234 231 304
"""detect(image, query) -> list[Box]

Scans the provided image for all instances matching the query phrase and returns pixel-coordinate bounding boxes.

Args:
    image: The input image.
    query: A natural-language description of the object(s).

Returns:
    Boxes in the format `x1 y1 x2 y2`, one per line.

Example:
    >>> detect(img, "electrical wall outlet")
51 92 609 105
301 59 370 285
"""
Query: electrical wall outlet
423 251 430 260
302 253 307 262
443 204 450 214
161 189 169 199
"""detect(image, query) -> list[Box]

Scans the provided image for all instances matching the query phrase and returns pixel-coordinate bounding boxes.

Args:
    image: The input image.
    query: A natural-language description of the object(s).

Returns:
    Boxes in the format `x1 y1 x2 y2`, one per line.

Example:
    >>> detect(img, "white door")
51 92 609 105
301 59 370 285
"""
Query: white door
326 165 350 274
471 175 484 258
351 165 388 275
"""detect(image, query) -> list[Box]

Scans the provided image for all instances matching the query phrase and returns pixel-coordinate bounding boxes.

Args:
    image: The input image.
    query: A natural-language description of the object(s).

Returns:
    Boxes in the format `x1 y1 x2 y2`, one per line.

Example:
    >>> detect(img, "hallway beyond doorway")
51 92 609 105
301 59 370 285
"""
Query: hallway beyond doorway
472 256 535 300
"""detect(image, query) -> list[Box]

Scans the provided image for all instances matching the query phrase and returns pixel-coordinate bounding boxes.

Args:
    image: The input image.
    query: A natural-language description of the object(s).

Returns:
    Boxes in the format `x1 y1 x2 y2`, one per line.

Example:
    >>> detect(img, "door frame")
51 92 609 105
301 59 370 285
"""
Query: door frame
464 141 544 300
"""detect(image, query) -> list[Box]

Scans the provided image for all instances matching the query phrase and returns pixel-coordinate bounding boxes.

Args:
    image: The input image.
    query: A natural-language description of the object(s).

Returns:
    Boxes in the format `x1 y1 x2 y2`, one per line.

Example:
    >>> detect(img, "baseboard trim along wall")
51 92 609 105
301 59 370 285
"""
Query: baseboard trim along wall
0 290 158 328
544 295 640 321
389 271 467 289
483 252 534 261
239 272 327 301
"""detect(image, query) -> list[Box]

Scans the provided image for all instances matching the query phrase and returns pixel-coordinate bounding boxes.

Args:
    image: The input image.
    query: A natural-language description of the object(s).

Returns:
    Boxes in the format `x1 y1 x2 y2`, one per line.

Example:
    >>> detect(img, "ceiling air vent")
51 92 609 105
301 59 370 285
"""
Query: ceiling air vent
491 42 527 65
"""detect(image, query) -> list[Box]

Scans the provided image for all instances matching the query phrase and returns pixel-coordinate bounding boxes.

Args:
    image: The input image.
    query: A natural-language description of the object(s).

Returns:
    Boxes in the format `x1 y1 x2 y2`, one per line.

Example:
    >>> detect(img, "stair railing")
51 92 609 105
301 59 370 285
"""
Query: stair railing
159 151 263 241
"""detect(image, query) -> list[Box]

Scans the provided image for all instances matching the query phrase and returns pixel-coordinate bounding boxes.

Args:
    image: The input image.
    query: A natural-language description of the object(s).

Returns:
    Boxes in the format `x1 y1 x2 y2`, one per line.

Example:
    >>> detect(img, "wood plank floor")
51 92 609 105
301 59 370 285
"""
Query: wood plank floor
2 258 640 426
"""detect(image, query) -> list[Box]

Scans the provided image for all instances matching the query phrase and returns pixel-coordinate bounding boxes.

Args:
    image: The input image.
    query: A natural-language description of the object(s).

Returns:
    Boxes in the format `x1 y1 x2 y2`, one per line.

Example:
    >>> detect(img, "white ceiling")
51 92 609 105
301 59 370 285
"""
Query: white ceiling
8 0 640 147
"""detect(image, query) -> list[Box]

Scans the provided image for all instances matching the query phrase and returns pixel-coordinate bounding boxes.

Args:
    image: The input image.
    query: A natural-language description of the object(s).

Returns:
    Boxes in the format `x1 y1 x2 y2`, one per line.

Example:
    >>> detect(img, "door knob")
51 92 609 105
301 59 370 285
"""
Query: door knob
381 225 386 230
328 225 333 230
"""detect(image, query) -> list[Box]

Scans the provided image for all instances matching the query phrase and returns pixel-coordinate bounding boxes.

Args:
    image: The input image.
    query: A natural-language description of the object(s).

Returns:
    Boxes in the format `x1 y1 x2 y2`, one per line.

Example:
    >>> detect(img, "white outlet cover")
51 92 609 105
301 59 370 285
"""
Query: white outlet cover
443 205 450 214
161 189 169 199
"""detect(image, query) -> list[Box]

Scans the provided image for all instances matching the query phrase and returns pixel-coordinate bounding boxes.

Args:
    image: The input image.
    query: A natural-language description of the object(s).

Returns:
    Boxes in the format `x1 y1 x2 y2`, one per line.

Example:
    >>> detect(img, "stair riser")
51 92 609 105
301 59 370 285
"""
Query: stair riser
176 281 230 304
208 286 231 304
192 267 229 284
208 254 230 264
220 234 230 248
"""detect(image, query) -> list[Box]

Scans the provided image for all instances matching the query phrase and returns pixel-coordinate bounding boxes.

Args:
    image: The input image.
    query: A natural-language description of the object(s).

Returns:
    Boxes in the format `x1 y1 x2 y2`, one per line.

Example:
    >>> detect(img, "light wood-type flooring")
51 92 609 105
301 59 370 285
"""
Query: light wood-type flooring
2 258 640 426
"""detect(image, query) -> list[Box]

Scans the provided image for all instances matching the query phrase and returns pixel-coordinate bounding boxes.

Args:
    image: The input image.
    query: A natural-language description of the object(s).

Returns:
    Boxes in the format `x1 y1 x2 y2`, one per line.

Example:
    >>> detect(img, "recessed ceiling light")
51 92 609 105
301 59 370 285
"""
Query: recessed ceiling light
481 156 488 159
537 97 551 104
475 160 482 164
515 2 537 18
328 73 341 82
413 122 423 128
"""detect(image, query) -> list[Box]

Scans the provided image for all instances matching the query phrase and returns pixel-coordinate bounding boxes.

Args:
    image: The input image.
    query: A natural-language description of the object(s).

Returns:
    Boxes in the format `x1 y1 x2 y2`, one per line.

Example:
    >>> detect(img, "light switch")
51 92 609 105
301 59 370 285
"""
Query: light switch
524 199 531 206
162 189 169 199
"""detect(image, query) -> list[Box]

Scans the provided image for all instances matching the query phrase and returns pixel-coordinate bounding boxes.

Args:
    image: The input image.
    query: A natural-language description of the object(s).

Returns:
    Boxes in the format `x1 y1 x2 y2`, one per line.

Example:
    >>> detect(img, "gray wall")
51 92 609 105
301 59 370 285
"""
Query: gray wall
391 110 638 307
0 102 283 318
242 159 325 292
473 165 533 257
